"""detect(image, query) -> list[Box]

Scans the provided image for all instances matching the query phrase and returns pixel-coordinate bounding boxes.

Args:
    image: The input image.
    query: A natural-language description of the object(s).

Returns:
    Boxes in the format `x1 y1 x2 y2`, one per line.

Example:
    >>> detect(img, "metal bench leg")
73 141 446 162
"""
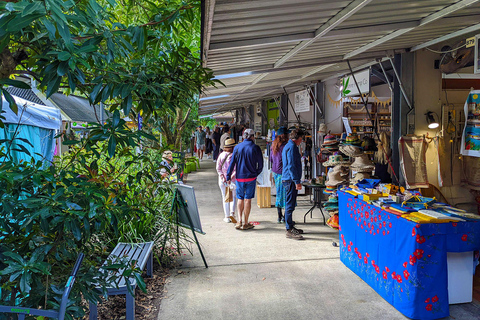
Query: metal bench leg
126 290 135 320
89 301 98 320
146 252 153 278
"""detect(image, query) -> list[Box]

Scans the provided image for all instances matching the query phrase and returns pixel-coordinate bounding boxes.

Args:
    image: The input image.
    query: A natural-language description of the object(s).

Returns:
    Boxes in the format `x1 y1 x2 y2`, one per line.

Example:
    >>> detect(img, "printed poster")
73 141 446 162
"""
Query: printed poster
460 90 480 157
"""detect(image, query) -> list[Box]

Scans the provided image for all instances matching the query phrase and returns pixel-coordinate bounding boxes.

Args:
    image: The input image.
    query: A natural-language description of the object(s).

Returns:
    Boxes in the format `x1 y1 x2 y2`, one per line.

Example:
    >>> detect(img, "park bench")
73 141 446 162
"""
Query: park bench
89 242 154 320
0 253 84 320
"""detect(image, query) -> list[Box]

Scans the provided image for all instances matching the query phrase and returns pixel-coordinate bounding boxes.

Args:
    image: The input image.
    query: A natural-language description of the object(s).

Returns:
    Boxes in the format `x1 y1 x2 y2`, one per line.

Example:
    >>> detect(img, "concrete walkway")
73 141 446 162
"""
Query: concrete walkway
158 160 480 320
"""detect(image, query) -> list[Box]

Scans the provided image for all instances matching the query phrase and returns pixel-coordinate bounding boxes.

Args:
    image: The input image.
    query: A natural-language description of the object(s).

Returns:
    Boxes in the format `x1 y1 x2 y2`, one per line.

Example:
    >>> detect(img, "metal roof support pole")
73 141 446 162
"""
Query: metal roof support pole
377 59 393 92
387 56 413 111
273 95 287 120
306 86 323 118
391 54 404 186
280 94 288 126
283 87 301 124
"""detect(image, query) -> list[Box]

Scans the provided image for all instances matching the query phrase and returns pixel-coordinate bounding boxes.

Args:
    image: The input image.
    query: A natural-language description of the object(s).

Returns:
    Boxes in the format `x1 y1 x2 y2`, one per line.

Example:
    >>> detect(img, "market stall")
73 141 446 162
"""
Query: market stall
338 188 480 320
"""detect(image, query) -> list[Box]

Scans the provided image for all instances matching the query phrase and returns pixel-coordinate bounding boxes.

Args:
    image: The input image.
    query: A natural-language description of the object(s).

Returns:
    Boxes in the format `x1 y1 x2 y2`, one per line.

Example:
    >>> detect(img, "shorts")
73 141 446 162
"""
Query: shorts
196 144 205 150
235 180 256 200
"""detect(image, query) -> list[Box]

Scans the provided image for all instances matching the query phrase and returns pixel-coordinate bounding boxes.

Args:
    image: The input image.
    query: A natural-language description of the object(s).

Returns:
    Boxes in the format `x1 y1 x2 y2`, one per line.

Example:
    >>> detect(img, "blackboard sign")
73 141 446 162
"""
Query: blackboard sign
175 184 204 234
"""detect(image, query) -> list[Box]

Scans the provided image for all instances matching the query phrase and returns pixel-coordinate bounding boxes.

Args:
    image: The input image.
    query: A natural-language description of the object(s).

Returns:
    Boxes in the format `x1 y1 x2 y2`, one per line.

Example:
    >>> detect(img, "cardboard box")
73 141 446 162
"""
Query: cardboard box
257 186 271 208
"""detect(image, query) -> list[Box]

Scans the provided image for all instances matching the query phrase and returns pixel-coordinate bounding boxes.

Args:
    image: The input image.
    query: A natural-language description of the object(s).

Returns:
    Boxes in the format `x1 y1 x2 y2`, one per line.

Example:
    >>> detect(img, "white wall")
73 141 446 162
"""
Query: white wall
413 50 477 210
323 78 344 134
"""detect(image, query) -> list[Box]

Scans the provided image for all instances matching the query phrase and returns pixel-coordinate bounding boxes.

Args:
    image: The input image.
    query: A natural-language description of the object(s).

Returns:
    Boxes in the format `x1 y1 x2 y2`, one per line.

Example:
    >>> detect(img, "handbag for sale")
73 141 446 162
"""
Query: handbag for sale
225 185 233 203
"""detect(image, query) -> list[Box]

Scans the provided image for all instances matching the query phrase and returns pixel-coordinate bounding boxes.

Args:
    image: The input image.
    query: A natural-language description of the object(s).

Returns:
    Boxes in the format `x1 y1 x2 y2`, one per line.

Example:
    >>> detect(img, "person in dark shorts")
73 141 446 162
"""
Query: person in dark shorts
226 129 263 230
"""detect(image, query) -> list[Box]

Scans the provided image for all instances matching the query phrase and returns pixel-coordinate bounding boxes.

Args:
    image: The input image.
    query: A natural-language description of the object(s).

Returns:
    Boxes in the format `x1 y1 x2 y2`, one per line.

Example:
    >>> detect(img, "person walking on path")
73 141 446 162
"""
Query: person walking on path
220 125 231 153
282 128 305 240
212 126 221 162
216 138 238 223
226 129 263 230
195 126 206 161
269 127 290 223
205 126 213 159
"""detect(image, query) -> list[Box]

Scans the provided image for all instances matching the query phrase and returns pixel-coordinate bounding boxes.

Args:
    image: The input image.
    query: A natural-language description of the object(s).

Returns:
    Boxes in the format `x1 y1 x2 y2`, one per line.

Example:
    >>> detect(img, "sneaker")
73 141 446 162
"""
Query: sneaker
223 217 231 223
213 160 216 163
286 229 304 240
281 217 285 223
277 218 282 223
200 159 203 162
293 226 304 234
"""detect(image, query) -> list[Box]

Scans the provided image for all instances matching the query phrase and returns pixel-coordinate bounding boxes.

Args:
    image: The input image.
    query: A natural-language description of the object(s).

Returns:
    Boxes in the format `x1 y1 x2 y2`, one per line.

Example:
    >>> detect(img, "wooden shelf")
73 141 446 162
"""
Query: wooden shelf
377 112 391 115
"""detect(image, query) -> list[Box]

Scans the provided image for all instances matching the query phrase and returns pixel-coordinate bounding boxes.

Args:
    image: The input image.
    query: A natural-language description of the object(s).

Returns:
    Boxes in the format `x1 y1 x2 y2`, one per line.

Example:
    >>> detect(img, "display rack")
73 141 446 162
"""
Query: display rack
343 101 391 135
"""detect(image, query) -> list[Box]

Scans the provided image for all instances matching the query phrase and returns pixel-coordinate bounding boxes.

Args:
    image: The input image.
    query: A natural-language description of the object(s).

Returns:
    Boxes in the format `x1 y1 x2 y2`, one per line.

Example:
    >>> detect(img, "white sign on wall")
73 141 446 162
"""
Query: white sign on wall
342 69 370 97
294 90 310 113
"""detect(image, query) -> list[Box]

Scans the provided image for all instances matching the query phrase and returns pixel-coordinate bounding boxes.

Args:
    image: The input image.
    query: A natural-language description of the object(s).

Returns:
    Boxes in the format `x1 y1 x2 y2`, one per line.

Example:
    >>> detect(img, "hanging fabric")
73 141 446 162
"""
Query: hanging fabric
398 135 429 189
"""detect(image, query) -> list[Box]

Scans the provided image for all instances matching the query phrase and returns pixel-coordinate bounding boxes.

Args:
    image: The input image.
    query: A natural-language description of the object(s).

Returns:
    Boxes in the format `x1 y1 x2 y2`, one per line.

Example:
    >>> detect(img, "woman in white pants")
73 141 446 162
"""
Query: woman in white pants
216 138 237 223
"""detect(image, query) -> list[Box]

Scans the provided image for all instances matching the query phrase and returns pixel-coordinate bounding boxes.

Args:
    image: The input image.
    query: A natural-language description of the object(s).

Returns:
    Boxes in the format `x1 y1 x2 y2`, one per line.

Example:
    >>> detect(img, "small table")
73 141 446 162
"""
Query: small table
302 184 326 225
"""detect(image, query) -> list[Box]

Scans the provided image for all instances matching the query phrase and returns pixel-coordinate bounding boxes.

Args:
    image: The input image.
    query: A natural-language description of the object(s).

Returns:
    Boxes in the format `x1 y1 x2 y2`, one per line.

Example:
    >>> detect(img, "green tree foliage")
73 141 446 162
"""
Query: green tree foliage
0 0 219 130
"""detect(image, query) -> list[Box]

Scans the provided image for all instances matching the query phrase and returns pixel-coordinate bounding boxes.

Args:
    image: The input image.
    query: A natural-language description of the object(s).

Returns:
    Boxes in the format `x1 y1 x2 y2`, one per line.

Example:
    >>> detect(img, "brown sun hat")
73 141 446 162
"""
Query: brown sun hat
326 170 347 187
350 154 375 172
339 144 363 158
323 154 351 167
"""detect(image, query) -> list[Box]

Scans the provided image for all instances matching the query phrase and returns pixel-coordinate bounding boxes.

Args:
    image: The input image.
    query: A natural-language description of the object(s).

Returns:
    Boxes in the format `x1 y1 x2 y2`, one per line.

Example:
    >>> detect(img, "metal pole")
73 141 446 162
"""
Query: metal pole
283 87 301 124
377 59 393 92
388 56 413 111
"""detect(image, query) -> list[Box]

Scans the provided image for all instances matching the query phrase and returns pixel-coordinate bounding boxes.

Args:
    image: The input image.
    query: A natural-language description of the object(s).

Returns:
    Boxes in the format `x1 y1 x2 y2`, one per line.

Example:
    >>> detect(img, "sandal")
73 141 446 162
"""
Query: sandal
242 223 255 230
235 222 242 229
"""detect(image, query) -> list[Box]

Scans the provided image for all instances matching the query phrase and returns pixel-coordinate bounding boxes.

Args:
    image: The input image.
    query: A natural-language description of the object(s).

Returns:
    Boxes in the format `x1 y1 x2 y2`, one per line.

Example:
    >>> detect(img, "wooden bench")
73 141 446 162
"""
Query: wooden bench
89 242 154 320
0 253 84 320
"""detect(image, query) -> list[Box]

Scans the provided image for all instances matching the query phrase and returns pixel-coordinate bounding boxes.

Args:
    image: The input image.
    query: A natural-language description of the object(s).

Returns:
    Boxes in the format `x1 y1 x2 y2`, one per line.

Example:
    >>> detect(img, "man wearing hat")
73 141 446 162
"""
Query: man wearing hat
226 128 263 230
282 128 305 240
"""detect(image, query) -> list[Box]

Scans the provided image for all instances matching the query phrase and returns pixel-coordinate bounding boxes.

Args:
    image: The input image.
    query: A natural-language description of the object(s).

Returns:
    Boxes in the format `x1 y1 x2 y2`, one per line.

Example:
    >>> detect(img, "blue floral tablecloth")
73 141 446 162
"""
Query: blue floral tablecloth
338 191 480 320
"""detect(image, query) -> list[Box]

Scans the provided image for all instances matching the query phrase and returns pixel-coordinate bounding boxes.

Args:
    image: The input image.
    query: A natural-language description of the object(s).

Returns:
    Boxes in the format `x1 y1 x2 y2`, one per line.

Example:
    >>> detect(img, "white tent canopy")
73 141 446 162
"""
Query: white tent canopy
2 95 61 130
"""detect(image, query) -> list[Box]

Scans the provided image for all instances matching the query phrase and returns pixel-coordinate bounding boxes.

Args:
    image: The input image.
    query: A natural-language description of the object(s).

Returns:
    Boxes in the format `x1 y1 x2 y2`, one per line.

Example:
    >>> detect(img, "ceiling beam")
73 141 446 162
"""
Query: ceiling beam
344 0 480 59
411 22 480 52
212 49 405 77
203 0 216 67
209 33 314 51
274 0 373 68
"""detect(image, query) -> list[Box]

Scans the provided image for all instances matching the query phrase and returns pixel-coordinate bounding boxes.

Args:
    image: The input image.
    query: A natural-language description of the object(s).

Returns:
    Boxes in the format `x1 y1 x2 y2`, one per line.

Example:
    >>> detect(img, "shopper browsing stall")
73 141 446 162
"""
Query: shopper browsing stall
269 127 290 223
226 129 263 230
282 128 305 240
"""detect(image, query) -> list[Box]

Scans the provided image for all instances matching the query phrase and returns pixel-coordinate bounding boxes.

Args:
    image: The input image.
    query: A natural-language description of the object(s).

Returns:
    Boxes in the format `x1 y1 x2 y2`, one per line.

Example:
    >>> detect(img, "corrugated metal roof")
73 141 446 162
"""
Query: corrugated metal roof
201 0 480 115
50 94 108 123
4 87 45 105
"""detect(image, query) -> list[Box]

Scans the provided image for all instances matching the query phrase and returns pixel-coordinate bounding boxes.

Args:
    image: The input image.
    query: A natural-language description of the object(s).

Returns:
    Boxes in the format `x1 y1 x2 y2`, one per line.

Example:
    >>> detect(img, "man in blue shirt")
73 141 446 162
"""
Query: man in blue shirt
282 128 305 240
227 129 263 230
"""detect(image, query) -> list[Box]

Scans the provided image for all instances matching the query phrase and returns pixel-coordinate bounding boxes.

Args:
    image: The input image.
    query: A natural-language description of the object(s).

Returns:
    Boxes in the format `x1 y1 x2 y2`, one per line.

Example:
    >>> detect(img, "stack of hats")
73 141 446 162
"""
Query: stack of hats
323 195 339 216
323 154 351 193
323 195 340 229
350 153 375 183
321 134 339 154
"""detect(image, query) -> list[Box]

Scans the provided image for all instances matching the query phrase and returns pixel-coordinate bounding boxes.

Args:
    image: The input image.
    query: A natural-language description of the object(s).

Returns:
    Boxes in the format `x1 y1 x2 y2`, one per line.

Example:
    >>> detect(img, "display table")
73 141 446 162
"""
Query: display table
338 191 480 320
302 184 326 224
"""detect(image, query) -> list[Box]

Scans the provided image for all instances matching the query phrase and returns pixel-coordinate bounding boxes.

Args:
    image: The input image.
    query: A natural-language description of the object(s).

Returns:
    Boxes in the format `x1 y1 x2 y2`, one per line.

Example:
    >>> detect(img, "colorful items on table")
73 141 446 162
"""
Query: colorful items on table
324 185 337 194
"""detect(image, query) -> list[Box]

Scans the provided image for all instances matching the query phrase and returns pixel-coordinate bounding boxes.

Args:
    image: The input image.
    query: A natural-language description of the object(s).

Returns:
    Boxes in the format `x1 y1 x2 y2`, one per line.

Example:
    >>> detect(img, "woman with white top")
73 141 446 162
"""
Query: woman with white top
216 138 237 223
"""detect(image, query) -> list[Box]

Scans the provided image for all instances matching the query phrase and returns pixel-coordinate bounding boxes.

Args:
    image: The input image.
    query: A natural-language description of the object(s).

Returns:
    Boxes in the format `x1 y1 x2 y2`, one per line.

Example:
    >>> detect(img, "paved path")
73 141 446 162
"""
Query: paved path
157 160 480 320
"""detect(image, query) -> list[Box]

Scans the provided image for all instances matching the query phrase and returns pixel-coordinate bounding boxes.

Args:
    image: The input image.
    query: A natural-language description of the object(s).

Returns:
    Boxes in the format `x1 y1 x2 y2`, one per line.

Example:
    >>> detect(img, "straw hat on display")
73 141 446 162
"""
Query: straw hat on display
339 144 363 158
326 170 346 187
332 165 349 177
327 214 339 229
224 138 237 148
351 154 375 172
352 172 372 183
341 134 362 146
323 154 351 167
